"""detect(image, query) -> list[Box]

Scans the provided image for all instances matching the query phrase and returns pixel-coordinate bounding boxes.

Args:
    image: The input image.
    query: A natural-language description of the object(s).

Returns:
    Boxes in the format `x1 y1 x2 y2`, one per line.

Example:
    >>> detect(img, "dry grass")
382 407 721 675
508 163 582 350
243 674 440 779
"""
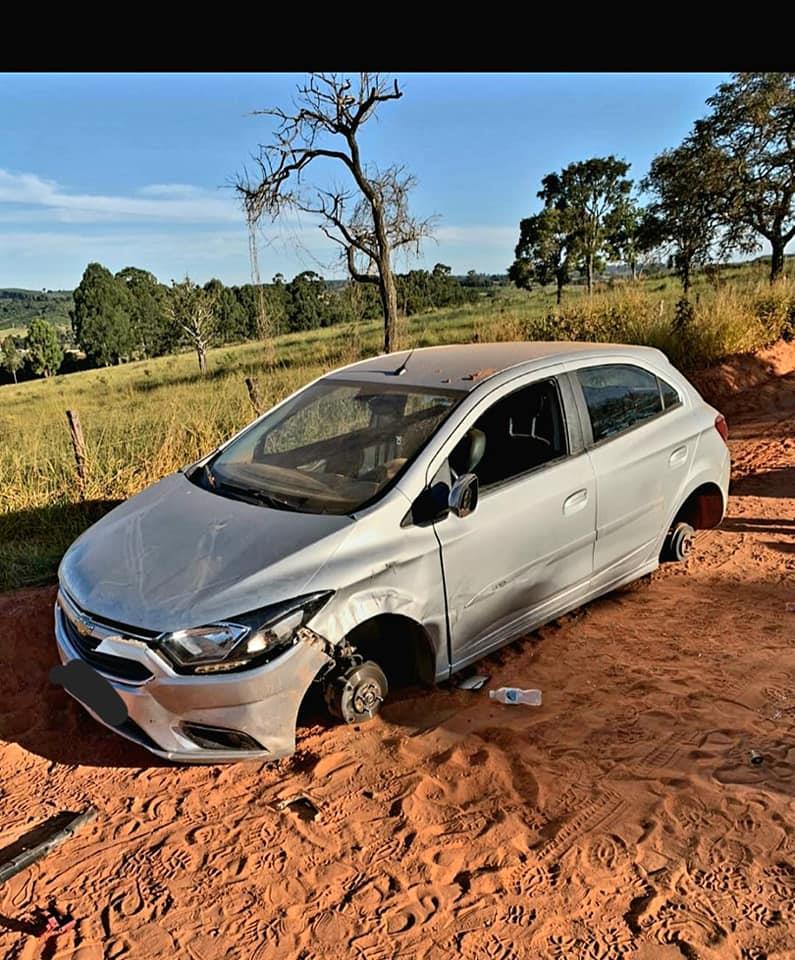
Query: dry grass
528 278 795 368
1 265 793 590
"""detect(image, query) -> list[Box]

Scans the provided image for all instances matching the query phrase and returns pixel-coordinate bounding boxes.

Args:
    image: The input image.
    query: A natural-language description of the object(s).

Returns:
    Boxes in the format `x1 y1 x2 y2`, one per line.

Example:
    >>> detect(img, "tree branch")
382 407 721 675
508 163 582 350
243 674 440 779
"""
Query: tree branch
236 73 433 353
346 245 379 284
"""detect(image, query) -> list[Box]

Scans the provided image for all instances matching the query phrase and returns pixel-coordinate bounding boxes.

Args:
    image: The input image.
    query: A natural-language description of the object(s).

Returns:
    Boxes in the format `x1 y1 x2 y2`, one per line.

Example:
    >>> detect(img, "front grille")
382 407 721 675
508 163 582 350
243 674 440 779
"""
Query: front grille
60 608 154 684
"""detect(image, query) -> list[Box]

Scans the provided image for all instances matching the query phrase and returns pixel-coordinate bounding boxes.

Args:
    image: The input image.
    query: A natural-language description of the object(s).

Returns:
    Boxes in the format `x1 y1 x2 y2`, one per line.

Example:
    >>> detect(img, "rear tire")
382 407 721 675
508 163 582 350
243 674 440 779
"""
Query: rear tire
324 661 388 724
662 521 695 562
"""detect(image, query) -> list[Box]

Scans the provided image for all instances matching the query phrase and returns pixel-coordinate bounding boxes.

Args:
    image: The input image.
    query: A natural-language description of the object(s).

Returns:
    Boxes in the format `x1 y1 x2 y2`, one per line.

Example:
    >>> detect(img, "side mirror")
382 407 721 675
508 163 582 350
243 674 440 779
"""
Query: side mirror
405 481 450 526
448 473 479 518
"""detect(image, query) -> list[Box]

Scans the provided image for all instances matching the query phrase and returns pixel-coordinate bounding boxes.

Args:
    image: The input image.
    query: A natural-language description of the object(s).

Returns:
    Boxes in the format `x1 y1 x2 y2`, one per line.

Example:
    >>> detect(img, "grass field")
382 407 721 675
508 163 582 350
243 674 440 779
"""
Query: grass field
0 326 29 340
0 287 73 332
1 262 793 591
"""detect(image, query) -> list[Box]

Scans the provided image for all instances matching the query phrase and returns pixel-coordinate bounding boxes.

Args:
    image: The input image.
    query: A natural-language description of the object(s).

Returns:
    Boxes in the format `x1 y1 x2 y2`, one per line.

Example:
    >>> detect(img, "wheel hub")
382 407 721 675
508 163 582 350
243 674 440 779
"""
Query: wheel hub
676 527 694 557
324 660 388 724
352 679 382 714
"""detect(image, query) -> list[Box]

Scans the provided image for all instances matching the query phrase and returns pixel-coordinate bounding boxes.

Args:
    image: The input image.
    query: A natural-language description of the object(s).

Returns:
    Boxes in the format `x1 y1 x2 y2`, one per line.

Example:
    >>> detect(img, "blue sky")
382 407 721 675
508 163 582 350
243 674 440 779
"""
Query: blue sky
0 72 733 290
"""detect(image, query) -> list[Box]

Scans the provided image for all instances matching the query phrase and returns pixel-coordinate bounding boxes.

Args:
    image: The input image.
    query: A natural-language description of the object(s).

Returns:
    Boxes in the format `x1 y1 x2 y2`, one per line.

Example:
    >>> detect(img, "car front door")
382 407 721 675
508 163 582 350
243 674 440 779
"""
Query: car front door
566 360 695 587
429 370 598 671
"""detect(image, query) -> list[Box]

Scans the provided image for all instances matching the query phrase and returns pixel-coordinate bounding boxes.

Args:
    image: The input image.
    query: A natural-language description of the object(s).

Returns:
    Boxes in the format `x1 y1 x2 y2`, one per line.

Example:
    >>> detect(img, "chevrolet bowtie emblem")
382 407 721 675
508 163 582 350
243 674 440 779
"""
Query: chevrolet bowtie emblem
74 613 94 637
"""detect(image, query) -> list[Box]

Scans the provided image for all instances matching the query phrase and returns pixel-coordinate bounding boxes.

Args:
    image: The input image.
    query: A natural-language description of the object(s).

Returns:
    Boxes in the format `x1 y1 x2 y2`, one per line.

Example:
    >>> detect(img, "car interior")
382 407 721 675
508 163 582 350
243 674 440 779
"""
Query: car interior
225 389 462 510
450 379 567 489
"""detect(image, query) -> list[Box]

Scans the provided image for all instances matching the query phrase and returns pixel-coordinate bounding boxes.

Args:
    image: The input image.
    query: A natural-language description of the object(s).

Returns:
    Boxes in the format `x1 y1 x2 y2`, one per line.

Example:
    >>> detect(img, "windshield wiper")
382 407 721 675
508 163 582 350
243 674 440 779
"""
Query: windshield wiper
216 481 303 512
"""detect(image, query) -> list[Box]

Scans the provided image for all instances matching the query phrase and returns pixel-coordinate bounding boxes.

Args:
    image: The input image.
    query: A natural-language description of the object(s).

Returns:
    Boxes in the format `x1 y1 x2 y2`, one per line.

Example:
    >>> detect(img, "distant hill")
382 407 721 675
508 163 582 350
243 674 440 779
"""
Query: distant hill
0 288 74 332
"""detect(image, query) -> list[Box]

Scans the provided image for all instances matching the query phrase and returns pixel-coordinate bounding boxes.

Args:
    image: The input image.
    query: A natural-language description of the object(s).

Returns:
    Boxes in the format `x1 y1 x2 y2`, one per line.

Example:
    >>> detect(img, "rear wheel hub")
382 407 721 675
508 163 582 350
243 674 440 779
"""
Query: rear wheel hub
665 521 696 562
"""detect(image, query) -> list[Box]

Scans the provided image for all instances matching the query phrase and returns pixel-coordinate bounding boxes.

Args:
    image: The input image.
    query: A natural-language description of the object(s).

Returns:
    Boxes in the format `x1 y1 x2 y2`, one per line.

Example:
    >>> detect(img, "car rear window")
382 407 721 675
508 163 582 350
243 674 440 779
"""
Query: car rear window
577 364 664 442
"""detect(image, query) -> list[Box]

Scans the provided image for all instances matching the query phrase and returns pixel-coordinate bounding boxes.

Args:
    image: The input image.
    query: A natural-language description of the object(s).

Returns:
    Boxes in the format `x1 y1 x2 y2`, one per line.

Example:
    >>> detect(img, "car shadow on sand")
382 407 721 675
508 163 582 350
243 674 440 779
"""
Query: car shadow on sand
0 695 173 770
719 514 795 558
731 466 795 498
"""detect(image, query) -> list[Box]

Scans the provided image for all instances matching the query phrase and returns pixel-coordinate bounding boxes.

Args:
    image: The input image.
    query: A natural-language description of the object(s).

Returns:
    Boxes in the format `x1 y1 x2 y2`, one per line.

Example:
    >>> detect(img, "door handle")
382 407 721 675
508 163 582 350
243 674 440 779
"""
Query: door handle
563 489 588 515
668 445 688 467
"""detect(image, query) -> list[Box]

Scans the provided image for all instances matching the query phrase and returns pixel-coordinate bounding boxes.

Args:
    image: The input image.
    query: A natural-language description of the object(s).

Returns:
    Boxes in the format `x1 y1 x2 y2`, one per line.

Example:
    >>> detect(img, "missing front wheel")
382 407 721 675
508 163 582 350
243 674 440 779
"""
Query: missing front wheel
324 661 389 724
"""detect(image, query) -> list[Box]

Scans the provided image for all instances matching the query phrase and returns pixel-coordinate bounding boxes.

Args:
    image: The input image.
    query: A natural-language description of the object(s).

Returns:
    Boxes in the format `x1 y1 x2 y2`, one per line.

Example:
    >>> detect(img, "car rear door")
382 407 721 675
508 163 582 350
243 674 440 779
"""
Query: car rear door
565 359 695 587
427 368 598 671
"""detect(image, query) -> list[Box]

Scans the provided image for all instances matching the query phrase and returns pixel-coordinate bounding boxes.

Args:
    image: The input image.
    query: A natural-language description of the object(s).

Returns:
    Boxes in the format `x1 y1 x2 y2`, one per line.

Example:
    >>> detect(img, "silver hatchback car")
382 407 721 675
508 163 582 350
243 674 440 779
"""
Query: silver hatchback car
55 342 730 762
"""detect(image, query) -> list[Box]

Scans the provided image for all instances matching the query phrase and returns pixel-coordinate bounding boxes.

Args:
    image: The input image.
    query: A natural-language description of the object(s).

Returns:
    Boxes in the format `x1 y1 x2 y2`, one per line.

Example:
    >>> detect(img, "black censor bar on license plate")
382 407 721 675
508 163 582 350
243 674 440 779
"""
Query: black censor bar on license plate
50 659 129 726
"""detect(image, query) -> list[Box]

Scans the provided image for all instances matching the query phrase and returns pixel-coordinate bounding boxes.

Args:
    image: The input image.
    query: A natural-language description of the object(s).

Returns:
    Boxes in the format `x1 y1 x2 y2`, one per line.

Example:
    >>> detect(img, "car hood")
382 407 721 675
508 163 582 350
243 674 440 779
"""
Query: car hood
59 472 354 633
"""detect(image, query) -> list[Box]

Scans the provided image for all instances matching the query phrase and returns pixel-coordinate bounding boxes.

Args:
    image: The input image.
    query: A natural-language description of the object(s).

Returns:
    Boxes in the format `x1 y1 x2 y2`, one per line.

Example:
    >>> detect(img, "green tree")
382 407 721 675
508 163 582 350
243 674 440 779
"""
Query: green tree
262 275 291 336
607 197 651 280
696 73 795 282
26 318 63 378
286 271 328 331
509 207 575 304
167 277 218 375
461 268 490 288
396 269 433 314
235 284 258 338
116 266 171 357
204 279 248 343
234 280 291 338
430 263 468 306
642 139 724 294
1 335 22 383
338 278 381 324
539 156 633 294
72 262 133 365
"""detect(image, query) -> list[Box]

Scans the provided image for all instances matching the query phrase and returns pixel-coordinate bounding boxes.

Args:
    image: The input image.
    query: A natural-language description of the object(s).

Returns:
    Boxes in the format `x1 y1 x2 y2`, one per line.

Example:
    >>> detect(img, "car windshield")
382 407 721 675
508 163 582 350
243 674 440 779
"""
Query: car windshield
203 377 465 515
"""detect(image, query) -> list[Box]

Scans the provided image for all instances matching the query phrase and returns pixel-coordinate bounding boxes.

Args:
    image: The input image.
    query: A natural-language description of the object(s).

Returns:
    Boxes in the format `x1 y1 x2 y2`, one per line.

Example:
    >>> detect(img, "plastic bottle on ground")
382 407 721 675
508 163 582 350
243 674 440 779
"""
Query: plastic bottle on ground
489 687 542 706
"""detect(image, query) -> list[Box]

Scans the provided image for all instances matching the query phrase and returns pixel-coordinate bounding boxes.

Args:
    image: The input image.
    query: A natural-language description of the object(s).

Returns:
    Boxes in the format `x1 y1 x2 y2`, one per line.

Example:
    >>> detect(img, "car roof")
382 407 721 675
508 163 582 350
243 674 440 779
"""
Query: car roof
326 341 668 392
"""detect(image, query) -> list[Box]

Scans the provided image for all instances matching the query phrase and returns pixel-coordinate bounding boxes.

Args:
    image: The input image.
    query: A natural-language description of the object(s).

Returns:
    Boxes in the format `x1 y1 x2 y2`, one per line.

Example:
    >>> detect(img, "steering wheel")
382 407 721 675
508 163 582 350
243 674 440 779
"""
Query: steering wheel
242 462 337 495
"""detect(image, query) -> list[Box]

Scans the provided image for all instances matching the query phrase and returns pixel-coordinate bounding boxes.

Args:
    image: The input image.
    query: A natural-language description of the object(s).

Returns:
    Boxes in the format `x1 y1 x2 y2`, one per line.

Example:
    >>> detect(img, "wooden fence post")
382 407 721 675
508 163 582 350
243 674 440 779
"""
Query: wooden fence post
245 377 263 416
66 409 87 498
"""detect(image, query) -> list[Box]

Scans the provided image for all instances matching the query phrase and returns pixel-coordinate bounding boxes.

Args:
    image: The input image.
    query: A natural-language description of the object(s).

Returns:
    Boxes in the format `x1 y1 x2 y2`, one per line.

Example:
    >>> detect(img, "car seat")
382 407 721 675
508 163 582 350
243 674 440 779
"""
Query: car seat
449 428 487 478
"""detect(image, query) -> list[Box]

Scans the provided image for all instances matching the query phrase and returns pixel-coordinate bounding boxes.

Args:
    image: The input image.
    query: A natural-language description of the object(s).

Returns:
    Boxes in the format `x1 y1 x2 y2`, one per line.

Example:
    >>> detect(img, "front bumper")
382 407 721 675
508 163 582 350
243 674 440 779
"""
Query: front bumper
54 592 332 763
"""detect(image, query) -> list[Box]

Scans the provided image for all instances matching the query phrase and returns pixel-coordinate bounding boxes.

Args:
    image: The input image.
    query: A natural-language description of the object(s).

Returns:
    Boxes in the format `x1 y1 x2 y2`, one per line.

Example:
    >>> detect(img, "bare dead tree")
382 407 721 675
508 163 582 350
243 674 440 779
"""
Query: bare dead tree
236 73 435 353
167 277 218 375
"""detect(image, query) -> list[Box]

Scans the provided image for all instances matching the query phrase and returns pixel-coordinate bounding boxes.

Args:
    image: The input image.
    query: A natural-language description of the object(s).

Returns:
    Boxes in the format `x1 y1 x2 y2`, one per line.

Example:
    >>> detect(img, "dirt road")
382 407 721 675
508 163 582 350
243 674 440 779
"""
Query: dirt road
1 346 793 960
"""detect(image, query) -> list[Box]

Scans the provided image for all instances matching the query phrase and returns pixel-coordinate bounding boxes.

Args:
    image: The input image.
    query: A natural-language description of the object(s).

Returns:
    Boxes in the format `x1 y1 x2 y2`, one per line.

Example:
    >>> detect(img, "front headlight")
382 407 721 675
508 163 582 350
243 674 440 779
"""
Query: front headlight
157 591 333 675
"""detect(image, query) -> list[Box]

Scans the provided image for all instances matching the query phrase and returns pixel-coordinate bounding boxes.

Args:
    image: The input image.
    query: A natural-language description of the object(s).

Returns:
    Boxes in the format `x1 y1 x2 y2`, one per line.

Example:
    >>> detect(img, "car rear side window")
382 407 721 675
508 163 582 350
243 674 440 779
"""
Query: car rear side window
659 376 681 409
577 364 663 442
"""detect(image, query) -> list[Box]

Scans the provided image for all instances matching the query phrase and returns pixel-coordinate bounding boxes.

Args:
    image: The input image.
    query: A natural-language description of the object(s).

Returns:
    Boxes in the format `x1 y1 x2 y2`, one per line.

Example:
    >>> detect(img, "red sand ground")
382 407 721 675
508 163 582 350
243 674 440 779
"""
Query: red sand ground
1 344 794 960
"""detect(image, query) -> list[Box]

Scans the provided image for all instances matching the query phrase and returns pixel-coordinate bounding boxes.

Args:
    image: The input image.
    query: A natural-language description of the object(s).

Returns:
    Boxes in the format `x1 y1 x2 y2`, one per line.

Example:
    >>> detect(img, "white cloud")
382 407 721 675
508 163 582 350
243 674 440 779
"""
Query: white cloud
0 228 345 288
435 224 517 247
0 169 240 224
0 169 520 285
138 183 205 198
0 170 518 254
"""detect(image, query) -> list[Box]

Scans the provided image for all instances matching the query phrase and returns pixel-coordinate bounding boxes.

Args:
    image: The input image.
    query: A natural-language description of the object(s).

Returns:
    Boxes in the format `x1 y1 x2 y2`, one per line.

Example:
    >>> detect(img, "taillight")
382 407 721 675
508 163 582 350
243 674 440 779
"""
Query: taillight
715 414 729 442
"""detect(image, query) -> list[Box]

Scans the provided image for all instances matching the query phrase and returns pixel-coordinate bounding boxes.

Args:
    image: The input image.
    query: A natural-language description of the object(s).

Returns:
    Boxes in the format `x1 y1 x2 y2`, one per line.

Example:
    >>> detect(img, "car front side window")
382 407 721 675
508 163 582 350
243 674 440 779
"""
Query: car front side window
448 378 568 491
